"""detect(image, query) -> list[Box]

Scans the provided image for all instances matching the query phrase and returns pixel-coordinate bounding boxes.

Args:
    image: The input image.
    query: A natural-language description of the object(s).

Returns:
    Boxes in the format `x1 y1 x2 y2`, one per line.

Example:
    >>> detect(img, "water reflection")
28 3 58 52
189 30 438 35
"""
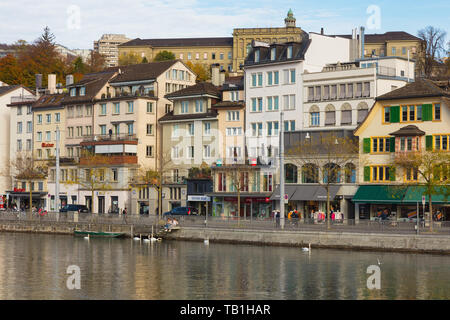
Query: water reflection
0 232 448 300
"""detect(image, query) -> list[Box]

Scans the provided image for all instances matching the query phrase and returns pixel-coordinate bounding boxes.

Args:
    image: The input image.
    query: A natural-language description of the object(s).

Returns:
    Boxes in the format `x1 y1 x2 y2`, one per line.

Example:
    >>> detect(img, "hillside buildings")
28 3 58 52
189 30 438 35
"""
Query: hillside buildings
94 34 131 67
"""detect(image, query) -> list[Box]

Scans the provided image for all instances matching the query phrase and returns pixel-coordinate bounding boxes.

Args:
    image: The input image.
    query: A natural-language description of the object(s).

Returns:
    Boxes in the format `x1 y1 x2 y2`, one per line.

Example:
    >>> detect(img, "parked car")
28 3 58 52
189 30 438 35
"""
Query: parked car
163 206 198 216
59 204 89 213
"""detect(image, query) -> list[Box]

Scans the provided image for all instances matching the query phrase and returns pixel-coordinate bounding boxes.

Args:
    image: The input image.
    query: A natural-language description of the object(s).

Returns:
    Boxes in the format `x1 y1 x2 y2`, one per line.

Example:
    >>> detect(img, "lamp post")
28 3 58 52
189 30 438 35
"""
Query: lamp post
279 112 285 230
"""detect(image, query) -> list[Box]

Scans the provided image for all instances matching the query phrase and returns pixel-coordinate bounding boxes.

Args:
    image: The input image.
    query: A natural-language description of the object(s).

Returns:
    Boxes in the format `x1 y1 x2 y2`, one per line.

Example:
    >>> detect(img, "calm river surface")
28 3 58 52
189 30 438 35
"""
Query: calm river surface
0 232 449 300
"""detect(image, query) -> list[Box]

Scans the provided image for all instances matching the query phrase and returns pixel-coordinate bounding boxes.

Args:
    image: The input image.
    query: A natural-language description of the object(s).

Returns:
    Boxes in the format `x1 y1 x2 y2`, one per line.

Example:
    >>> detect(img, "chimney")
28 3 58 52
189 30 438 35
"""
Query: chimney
48 74 56 94
211 64 220 86
219 70 226 86
320 27 324 35
35 74 42 89
66 75 74 86
359 26 365 59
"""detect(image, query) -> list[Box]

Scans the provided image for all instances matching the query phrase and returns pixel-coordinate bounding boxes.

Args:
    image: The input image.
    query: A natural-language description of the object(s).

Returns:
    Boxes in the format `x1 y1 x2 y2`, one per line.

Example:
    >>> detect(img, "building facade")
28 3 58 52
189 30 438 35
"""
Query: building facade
94 34 130 67
353 79 450 222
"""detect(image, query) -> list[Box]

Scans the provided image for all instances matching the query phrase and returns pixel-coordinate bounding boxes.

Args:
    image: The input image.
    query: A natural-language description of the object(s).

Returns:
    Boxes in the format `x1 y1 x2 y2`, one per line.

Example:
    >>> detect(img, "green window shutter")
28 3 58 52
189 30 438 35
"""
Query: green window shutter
389 137 395 152
389 167 396 181
422 104 432 121
425 135 433 150
363 138 371 153
390 106 400 123
364 166 370 182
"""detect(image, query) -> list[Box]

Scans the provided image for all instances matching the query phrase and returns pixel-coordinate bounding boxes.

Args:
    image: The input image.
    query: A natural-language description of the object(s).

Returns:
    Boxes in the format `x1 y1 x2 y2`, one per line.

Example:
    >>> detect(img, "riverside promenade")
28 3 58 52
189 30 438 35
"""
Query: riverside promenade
0 212 449 254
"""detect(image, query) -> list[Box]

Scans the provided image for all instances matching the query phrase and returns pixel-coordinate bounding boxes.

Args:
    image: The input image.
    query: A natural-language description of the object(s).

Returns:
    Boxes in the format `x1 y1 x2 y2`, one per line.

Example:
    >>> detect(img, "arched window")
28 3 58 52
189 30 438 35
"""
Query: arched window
285 164 298 183
323 163 341 183
302 163 319 183
344 163 356 183
325 104 336 126
341 103 352 125
310 105 320 127
357 102 369 124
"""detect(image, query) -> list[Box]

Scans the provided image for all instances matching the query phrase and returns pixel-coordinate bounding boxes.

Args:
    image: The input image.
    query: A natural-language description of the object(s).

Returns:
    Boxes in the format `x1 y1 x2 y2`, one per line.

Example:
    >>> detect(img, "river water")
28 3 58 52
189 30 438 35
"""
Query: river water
0 232 448 300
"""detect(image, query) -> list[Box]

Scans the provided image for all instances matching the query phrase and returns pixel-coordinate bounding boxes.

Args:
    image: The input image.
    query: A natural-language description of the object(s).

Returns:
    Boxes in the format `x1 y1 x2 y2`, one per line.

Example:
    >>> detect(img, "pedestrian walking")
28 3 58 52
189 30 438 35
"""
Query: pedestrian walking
123 207 128 223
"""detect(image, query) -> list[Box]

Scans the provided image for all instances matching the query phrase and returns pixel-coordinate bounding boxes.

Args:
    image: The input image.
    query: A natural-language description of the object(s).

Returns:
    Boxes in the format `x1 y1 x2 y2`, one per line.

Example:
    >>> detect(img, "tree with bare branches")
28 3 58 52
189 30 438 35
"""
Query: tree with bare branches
286 133 359 229
417 26 447 78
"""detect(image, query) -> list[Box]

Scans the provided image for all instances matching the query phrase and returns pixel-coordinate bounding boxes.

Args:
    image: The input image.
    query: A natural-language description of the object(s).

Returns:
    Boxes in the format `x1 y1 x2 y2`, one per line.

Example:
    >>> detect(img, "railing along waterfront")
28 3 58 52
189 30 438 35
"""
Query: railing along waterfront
1 211 448 235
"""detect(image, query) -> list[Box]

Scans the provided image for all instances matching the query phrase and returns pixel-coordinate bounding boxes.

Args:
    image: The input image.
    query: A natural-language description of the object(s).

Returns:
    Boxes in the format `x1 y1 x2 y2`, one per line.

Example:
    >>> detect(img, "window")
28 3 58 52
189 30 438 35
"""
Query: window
270 47 276 60
263 173 273 192
70 88 76 96
211 53 216 60
100 125 106 135
46 114 51 123
37 132 42 141
79 87 86 96
113 102 120 114
405 167 418 182
146 124 153 135
267 121 279 136
284 120 295 132
100 103 107 115
195 100 203 112
55 113 60 123
26 121 32 133
226 127 242 136
254 50 260 62
345 163 356 183
384 107 390 123
172 146 180 158
204 122 211 135
146 145 154 157
27 105 32 114
26 139 32 151
203 145 211 158
371 137 390 153
434 104 441 120
267 71 273 85
392 47 396 55
188 123 194 136
323 86 330 100
45 131 51 141
227 111 240 121
341 106 352 125
37 149 42 158
433 134 449 151
287 46 293 59
311 112 320 126
283 94 295 110
187 146 194 159
228 147 241 158
172 124 179 138
251 74 257 87
371 166 392 182
17 139 22 151
76 105 83 117
146 102 153 113
257 73 263 86
274 71 279 85
17 122 22 134
127 101 134 113
85 126 92 136
112 169 118 182
228 51 232 59
251 122 263 136
127 123 133 135
363 82 370 97
17 106 22 115
290 69 295 83
308 87 314 102
181 101 189 113
172 69 177 79
218 173 226 191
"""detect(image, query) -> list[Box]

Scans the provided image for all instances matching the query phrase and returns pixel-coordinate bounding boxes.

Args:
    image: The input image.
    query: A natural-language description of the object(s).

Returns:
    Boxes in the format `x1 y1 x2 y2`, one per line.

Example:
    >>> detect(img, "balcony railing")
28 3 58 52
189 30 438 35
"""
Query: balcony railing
377 66 396 77
81 133 137 143
11 96 36 103
79 154 137 165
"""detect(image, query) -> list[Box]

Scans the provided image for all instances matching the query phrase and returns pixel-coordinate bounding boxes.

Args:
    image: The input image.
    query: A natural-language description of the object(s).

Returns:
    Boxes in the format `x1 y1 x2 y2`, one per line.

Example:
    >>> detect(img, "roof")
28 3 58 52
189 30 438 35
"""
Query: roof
221 76 244 91
244 33 311 67
109 60 178 84
0 85 20 97
159 111 218 123
389 125 426 137
32 93 66 109
120 37 233 48
212 101 245 108
376 79 449 101
333 31 422 43
64 70 117 104
165 82 221 99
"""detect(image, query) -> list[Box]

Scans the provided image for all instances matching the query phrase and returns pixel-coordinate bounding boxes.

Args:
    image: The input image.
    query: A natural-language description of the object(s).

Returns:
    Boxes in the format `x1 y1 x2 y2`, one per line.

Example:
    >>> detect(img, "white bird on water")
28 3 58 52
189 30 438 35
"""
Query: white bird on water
302 243 311 252
133 236 141 241
377 258 382 265
84 234 90 240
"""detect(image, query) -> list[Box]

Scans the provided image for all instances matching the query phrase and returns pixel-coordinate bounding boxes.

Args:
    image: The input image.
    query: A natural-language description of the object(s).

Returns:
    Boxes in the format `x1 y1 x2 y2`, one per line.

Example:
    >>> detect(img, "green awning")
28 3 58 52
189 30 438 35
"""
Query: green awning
403 186 450 204
352 185 407 203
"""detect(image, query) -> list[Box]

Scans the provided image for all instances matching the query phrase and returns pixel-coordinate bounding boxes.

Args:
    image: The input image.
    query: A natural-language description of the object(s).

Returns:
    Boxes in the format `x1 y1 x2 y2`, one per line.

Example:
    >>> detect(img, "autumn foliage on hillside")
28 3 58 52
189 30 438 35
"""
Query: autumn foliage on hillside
0 27 106 88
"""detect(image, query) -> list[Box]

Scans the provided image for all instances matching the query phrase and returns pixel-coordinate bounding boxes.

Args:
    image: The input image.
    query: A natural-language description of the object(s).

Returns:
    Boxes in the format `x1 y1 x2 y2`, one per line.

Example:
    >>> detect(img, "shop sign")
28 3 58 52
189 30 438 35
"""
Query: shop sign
13 188 25 192
41 143 54 147
188 195 211 202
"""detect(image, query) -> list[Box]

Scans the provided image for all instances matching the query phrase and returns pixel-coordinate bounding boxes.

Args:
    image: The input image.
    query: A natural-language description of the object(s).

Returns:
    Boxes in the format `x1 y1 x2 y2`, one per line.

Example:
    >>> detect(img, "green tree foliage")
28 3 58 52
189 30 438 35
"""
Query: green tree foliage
119 52 141 66
141 56 148 63
153 50 175 62
185 61 210 82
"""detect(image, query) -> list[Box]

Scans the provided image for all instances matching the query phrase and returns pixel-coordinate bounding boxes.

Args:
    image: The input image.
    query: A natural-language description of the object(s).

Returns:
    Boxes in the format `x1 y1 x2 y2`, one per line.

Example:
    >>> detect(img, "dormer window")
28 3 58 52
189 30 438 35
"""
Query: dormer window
70 88 76 97
287 46 293 59
80 87 86 96
270 47 276 61
255 49 260 63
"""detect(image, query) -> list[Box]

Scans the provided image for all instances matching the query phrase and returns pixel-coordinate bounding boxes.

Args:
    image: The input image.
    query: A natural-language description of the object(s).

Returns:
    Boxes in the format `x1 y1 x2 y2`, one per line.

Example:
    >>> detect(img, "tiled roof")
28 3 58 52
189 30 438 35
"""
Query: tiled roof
376 79 449 101
212 101 244 108
63 70 117 104
109 60 178 83
165 82 221 99
222 76 244 90
159 111 218 122
389 125 426 136
32 93 66 109
334 31 422 43
0 85 20 97
120 37 233 48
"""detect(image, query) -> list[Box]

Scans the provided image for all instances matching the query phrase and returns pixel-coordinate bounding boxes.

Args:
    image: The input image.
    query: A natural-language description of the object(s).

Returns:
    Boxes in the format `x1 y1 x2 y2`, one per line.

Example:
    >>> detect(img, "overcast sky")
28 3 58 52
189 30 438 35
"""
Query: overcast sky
0 0 449 50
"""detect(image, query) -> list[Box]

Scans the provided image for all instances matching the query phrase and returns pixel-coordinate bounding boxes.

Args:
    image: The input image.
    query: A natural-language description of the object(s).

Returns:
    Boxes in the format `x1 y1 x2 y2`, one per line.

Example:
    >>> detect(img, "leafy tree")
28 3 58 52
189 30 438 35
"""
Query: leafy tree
0 54 23 85
141 56 148 63
119 52 141 66
153 50 175 62
87 51 106 73
73 56 86 74
394 150 450 231
185 61 211 82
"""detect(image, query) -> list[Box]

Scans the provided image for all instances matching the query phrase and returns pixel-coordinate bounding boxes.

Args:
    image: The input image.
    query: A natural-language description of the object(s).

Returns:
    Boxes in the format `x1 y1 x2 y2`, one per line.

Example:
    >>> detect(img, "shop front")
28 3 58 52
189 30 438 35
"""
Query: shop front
6 188 48 210
187 195 211 216
211 194 272 219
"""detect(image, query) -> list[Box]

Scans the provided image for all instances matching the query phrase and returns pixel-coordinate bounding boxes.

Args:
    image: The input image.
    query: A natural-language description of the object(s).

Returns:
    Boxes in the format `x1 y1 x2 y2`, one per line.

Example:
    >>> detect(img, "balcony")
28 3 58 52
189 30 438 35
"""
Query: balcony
10 95 36 103
81 133 137 144
377 66 396 77
79 154 137 165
